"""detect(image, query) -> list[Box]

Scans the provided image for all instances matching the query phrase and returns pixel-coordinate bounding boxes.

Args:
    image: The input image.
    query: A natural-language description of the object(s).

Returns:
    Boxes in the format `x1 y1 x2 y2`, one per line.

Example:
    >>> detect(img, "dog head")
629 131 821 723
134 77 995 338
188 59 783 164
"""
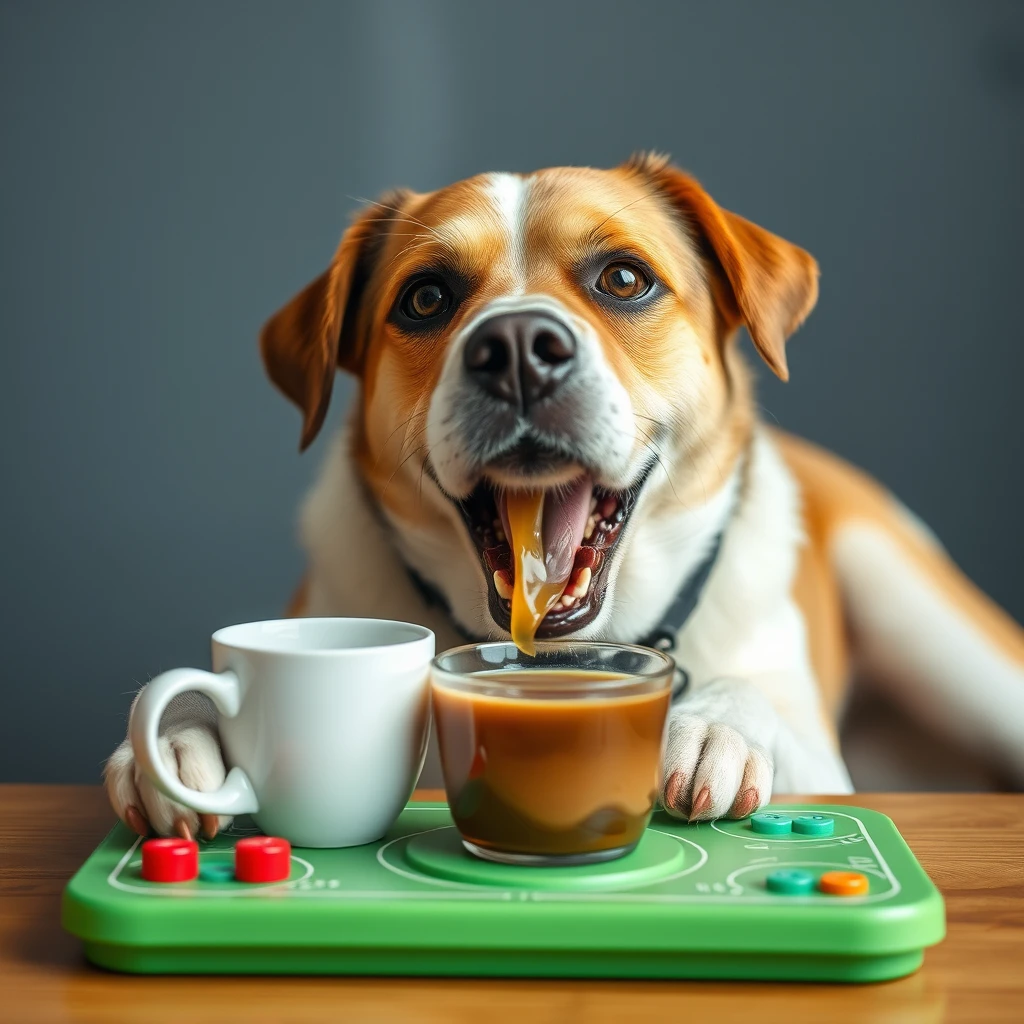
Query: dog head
261 155 818 640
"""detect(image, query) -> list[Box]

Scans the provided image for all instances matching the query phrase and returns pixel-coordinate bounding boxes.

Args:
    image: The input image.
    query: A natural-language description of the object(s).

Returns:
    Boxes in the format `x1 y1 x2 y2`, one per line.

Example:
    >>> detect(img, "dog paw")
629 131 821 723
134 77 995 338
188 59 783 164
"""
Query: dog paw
661 713 773 822
104 724 233 840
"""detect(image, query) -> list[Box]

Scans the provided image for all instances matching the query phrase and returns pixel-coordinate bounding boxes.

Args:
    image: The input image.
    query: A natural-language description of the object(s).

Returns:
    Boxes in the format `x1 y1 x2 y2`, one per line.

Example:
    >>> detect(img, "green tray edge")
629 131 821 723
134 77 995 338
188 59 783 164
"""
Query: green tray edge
62 802 946 966
79 941 926 983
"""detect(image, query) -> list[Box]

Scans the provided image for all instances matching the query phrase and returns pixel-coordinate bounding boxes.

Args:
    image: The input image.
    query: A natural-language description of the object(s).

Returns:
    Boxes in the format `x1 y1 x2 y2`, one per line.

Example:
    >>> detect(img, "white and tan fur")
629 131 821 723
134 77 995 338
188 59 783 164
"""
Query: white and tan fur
106 157 1024 841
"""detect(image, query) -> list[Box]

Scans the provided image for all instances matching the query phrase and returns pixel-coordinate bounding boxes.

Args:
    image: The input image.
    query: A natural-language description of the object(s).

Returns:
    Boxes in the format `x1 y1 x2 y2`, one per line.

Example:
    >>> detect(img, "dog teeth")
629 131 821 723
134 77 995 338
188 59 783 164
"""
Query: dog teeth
589 495 598 514
557 567 593 610
493 571 513 600
565 566 592 599
583 513 599 541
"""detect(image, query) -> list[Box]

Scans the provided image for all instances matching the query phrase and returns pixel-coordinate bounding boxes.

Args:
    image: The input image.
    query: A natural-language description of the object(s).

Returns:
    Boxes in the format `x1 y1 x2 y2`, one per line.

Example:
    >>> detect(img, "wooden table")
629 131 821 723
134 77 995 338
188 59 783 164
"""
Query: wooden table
2 787 1022 1023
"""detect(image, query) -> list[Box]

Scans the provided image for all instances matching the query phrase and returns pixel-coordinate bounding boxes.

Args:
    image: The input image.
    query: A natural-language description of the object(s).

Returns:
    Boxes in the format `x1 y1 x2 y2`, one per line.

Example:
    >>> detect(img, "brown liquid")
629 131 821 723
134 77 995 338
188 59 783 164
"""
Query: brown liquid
432 670 670 858
506 489 567 656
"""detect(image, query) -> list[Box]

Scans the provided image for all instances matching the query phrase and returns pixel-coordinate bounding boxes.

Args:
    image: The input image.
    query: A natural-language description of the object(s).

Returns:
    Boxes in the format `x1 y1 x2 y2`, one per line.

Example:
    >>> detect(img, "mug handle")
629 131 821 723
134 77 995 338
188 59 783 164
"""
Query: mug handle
129 667 259 817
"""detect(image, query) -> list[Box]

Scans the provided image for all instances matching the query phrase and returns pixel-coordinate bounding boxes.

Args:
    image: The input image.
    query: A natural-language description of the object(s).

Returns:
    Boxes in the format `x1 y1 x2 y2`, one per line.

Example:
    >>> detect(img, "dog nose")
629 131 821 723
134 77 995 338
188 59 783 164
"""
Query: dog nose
463 312 577 409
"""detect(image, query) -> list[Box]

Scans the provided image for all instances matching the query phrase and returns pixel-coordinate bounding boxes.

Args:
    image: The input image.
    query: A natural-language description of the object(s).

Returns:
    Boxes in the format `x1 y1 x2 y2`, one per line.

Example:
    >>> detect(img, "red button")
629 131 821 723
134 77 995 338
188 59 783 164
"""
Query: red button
141 838 199 882
234 836 292 883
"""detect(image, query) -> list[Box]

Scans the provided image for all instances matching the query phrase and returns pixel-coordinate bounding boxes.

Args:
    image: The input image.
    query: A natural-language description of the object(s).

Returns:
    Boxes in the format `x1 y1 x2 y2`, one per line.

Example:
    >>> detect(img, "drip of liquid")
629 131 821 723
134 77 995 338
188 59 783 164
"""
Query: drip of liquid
505 490 572 654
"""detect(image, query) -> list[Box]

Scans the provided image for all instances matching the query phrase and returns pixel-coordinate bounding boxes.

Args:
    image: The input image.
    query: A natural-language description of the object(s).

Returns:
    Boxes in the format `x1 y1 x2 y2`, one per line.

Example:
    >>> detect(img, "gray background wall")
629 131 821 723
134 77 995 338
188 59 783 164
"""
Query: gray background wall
1 0 1022 783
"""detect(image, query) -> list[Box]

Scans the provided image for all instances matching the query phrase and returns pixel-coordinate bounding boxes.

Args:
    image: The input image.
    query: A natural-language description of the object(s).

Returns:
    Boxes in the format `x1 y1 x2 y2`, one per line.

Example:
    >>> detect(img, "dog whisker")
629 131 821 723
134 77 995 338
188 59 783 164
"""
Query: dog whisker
584 194 655 246
351 195 470 257
372 412 427 475
380 444 430 504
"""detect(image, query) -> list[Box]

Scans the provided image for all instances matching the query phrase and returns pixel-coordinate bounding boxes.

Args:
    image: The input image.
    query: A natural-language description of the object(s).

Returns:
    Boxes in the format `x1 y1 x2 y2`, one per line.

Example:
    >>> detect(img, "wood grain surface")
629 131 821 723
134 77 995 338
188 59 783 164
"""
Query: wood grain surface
2 786 1021 1023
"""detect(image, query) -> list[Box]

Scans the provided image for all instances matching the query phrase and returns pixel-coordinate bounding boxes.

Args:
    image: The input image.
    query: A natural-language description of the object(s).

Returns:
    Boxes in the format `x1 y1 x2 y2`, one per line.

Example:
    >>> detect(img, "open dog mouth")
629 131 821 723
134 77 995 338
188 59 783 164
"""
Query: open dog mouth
458 464 653 637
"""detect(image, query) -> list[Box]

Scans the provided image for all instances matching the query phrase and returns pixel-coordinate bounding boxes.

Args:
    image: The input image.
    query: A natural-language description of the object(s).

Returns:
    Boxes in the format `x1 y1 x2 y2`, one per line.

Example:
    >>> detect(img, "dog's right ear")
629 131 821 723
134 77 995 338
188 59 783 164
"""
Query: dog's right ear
260 191 409 451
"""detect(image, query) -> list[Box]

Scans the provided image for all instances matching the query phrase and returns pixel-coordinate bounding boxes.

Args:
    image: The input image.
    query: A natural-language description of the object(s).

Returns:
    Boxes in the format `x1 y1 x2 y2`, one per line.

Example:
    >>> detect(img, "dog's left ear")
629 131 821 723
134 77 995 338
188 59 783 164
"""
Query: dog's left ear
627 154 819 381
260 190 409 450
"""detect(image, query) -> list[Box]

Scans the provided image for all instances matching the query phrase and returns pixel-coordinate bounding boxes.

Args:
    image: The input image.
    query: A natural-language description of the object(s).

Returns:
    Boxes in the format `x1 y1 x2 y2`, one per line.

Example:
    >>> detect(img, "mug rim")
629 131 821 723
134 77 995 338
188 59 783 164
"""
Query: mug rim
212 617 434 656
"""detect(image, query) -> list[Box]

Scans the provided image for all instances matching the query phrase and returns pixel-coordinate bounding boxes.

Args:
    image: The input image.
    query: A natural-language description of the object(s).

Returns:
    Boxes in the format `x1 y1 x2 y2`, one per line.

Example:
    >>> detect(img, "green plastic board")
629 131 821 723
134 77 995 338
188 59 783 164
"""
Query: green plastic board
62 802 944 982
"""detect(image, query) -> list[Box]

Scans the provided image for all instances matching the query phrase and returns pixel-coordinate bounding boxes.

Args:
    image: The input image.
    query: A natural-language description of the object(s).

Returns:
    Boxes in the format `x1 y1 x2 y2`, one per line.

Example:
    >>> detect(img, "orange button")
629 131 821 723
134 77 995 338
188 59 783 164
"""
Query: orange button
818 870 870 896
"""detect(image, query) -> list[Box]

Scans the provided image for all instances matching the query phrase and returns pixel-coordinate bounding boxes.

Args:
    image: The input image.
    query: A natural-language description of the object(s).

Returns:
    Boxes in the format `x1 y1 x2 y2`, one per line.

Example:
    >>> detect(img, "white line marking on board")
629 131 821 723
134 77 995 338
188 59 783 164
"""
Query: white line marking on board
375 826 513 898
710 817 858 844
106 839 315 897
105 807 508 902
104 807 902 904
375 822 709 897
529 812 902 904
724 860 890 902
527 831 709 902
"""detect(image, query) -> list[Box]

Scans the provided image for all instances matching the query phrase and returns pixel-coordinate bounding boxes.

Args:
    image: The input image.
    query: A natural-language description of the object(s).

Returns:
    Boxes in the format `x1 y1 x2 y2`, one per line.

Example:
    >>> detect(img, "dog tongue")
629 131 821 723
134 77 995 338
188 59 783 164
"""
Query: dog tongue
502 476 593 655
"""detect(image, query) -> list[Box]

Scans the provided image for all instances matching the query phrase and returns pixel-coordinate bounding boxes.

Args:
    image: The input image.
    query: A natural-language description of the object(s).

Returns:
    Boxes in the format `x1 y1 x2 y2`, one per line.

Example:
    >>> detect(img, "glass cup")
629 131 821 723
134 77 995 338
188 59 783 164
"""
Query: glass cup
431 641 675 866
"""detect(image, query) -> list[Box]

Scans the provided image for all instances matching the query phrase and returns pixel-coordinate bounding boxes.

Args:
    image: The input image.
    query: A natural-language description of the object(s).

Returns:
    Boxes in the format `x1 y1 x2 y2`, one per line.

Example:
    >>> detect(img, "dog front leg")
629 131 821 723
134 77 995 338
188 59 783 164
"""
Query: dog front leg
105 689 233 839
661 676 852 821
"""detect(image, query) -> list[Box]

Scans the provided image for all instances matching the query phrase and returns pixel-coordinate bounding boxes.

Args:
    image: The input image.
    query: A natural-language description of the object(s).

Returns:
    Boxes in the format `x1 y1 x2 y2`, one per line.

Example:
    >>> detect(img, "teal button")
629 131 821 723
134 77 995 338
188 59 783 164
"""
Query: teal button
198 863 236 882
793 814 834 836
750 812 793 835
766 869 816 895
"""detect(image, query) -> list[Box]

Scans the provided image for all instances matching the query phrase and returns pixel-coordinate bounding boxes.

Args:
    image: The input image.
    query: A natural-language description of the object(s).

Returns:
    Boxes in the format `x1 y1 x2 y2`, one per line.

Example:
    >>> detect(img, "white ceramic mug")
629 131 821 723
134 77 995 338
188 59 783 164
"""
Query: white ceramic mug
129 618 434 847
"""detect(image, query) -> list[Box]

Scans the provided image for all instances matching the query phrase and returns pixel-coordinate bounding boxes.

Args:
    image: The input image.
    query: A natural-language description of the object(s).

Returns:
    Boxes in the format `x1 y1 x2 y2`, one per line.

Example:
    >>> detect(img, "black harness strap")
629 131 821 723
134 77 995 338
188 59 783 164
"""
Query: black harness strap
635 527 727 699
406 569 476 642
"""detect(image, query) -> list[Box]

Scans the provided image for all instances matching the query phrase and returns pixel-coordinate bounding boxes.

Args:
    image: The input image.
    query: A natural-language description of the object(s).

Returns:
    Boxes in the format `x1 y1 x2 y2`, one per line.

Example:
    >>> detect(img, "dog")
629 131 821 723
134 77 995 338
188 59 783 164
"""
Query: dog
106 154 1024 840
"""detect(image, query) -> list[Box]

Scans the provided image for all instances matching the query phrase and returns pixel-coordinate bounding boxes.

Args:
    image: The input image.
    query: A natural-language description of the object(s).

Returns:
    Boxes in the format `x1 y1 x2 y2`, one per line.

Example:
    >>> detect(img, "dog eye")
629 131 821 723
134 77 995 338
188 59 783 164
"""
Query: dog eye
402 279 452 320
596 262 650 300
